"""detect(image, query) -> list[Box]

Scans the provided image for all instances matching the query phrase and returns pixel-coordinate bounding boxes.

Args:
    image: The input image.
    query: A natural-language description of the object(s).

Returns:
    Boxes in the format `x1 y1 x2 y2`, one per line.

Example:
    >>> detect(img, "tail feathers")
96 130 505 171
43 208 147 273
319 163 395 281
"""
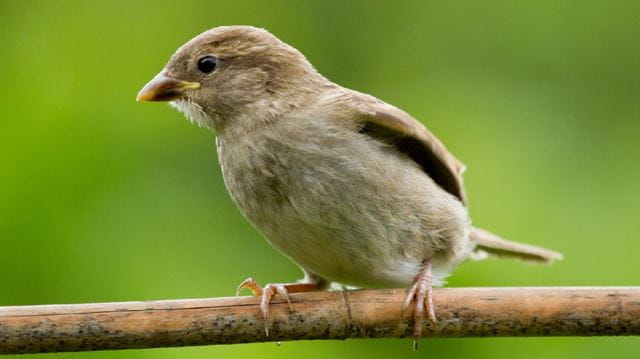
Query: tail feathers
470 227 563 264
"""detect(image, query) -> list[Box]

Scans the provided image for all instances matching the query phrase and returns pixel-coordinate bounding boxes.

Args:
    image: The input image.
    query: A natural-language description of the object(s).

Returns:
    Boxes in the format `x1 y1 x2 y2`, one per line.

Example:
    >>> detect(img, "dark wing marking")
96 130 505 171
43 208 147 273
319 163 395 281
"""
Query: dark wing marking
350 91 467 204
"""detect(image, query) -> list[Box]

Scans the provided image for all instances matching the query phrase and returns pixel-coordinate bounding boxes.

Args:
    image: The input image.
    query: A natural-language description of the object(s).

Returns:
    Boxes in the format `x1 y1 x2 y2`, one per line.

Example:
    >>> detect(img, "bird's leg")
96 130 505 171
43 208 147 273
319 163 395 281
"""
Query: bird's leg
402 257 436 351
236 273 326 336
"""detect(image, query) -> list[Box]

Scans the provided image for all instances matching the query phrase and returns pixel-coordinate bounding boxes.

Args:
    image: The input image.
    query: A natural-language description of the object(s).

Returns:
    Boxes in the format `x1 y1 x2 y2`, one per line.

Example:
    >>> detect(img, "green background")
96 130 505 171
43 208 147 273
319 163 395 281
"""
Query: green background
1 0 639 357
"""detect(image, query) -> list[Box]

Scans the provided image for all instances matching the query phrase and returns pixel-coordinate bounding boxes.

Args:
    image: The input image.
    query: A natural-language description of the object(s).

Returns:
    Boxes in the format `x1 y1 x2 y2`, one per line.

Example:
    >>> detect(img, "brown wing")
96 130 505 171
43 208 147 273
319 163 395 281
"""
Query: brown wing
348 90 467 204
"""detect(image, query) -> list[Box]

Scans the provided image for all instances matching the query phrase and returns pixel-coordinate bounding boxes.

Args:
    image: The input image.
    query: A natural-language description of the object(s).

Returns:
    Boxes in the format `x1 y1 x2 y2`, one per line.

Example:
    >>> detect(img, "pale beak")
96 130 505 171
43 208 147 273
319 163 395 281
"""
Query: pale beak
136 72 201 102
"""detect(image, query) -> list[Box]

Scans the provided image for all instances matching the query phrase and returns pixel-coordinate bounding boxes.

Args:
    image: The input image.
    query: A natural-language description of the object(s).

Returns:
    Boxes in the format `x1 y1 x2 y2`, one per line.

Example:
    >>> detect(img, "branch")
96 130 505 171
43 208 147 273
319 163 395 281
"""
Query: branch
1 287 638 354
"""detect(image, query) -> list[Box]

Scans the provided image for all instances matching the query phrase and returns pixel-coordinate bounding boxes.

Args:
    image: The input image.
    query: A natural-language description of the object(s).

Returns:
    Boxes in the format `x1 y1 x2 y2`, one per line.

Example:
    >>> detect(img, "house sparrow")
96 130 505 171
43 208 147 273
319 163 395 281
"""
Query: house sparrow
137 25 562 349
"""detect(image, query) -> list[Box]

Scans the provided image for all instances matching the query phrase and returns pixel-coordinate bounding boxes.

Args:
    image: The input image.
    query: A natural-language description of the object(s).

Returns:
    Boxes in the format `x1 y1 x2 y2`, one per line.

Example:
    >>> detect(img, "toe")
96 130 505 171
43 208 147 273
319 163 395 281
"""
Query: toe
260 285 276 337
238 280 306 338
426 287 437 322
402 285 418 314
412 284 426 344
236 277 263 297
258 284 293 337
273 284 293 312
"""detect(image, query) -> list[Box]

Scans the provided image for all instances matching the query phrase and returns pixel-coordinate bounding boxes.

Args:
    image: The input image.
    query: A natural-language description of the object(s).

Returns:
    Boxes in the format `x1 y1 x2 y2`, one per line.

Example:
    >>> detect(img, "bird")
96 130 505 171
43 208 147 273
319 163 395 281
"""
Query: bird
137 25 562 349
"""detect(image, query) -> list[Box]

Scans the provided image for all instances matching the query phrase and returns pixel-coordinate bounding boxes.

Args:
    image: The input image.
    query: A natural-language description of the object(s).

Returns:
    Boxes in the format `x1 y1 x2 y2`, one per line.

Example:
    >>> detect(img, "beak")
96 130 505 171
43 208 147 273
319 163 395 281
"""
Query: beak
136 72 201 102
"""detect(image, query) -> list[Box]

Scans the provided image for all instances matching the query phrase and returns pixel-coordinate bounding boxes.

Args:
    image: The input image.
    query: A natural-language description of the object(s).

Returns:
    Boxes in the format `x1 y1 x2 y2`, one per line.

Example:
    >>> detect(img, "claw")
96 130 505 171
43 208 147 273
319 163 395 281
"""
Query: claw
259 284 294 336
235 278 298 337
402 258 436 351
236 277 263 297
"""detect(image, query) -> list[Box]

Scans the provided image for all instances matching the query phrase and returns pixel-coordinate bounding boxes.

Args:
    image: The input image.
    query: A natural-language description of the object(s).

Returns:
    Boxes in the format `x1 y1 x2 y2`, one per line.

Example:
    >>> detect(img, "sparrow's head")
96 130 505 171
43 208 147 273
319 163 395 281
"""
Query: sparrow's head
137 26 322 130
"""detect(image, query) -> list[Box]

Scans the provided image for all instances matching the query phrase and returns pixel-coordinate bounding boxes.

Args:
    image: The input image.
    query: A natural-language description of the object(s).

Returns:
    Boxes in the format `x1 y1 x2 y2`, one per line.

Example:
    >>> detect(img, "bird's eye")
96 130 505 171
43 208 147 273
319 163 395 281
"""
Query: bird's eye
197 56 218 74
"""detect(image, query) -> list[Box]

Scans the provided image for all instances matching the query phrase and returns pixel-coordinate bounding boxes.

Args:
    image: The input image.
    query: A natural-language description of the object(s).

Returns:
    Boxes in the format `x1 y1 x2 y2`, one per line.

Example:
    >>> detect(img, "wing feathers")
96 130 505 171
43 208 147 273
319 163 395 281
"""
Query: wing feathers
349 91 467 203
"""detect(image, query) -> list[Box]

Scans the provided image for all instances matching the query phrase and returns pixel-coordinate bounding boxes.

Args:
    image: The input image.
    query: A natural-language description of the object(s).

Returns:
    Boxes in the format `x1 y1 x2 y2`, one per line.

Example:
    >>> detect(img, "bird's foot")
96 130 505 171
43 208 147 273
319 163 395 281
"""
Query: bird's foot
402 258 436 351
236 277 323 337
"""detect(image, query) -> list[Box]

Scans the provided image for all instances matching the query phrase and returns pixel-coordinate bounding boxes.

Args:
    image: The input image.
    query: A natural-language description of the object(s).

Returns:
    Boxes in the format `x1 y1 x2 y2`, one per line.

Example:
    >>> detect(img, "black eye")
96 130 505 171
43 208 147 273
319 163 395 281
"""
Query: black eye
197 56 218 74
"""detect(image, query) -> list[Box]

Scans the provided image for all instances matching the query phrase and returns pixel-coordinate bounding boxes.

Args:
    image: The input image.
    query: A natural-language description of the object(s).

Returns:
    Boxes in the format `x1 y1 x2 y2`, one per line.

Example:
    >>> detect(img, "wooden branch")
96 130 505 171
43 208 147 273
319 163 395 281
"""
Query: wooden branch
0 287 639 354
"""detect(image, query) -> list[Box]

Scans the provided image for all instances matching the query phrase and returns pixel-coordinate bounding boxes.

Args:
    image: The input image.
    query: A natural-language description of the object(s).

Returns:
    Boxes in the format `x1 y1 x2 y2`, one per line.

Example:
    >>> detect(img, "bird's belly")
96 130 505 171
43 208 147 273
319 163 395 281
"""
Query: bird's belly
260 218 464 288
286 236 425 288
263 220 418 287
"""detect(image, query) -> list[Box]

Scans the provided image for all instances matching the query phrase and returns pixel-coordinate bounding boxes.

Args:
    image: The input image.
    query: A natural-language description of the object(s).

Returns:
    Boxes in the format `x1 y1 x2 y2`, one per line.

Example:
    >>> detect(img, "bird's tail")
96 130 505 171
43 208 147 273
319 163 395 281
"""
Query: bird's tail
470 227 563 264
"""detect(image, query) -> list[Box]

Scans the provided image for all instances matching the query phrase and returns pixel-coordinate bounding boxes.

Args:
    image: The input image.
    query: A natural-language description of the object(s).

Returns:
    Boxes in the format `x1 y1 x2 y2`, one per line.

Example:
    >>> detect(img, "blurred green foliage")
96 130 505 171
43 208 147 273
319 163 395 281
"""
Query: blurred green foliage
1 0 639 357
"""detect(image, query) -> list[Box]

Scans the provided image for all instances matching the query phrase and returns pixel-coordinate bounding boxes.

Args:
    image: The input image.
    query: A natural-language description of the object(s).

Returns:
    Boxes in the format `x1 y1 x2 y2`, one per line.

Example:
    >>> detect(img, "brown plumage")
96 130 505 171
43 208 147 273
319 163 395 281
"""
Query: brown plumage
137 25 562 349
